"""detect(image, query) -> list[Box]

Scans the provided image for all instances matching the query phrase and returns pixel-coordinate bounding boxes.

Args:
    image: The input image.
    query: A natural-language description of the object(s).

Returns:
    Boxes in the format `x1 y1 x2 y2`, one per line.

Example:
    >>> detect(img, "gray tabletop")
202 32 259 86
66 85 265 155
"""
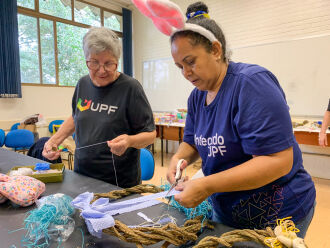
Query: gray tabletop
0 148 264 247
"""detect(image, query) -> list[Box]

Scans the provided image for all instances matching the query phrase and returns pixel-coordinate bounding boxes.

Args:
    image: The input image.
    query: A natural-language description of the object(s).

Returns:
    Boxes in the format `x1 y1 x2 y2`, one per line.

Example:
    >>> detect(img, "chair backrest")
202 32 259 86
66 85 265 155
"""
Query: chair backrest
0 129 5 147
140 148 155 181
10 122 20 131
48 120 64 134
27 137 62 163
5 129 35 150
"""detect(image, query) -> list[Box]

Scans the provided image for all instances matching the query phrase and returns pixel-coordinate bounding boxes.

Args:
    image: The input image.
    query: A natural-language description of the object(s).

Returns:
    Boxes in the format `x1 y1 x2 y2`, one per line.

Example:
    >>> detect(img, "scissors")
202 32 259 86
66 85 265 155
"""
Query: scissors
165 159 184 199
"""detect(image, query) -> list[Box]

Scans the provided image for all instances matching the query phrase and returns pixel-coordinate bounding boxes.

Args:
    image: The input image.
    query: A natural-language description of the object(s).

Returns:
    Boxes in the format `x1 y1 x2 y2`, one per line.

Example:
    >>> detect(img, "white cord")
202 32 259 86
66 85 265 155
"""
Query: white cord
112 152 119 187
75 141 107 150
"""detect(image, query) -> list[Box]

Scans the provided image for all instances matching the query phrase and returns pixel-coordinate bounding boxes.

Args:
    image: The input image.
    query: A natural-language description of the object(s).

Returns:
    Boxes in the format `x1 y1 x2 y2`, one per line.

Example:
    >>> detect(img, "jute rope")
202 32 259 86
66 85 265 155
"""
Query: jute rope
193 227 275 248
89 184 286 248
93 184 164 202
104 216 213 248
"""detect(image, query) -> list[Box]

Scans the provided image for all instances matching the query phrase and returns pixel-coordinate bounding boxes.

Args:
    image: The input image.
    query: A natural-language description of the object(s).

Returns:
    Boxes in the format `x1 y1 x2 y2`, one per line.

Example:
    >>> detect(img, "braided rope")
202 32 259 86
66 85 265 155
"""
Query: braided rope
89 184 294 248
93 184 164 201
103 216 213 248
193 227 275 248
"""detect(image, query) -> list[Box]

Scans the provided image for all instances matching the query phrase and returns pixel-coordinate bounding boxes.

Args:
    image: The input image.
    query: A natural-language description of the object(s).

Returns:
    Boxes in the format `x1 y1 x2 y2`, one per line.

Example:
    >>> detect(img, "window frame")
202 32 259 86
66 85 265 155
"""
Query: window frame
17 0 123 87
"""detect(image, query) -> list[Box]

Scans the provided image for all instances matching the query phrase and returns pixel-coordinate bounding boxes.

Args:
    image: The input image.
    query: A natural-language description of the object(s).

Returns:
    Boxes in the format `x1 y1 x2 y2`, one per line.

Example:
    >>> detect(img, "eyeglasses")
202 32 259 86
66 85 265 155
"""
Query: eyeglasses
86 60 117 72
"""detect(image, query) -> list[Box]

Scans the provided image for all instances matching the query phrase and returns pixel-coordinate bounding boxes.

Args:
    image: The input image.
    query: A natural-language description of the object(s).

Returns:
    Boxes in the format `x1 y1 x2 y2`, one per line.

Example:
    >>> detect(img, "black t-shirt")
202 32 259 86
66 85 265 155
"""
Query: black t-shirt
327 98 330 111
72 73 155 188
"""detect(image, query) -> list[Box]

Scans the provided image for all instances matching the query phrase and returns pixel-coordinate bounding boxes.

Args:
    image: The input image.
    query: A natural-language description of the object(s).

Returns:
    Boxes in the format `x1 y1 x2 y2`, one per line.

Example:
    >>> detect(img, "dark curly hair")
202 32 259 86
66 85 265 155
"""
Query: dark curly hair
171 1 229 62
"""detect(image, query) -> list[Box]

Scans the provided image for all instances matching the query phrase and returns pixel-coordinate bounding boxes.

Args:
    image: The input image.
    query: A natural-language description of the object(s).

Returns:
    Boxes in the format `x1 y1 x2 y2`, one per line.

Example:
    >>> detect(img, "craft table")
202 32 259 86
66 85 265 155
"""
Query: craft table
293 127 330 146
0 148 265 247
155 123 185 167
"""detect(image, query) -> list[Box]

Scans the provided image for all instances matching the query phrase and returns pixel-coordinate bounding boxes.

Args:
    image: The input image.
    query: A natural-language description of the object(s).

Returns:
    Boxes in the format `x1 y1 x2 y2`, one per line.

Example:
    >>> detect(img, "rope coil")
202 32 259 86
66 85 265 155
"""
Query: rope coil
88 184 307 248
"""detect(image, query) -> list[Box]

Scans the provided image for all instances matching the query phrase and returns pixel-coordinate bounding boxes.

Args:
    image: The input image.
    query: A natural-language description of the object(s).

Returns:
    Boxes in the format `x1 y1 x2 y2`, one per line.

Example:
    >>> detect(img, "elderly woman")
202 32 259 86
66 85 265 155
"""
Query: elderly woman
43 27 156 188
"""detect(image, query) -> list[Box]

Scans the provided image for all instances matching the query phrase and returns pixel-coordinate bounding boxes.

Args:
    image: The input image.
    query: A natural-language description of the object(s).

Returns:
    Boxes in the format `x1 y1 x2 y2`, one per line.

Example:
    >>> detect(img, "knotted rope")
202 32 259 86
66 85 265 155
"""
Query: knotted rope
89 184 306 248
91 184 213 247
93 184 164 201
193 227 275 248
104 216 213 248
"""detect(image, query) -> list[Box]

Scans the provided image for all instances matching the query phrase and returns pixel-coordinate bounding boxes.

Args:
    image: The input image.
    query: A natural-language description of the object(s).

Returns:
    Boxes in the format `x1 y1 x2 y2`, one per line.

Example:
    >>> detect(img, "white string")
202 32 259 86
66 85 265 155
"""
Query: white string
75 141 107 150
112 152 119 187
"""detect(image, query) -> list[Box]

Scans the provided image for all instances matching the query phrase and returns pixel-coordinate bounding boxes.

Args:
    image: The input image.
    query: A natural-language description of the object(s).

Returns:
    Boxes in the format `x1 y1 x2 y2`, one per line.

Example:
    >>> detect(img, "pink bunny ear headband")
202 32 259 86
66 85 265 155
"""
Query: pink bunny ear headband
132 0 218 43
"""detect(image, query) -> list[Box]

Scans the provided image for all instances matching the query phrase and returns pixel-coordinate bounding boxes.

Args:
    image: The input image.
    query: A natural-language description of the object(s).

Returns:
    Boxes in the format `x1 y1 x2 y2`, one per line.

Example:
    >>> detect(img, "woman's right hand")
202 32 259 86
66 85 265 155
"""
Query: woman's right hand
319 133 328 147
42 139 62 161
166 157 188 184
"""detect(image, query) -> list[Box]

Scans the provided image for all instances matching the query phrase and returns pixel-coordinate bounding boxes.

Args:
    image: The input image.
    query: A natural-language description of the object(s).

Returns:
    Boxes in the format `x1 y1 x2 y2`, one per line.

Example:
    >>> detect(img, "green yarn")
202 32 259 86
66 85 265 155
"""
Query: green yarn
21 194 75 248
160 182 213 223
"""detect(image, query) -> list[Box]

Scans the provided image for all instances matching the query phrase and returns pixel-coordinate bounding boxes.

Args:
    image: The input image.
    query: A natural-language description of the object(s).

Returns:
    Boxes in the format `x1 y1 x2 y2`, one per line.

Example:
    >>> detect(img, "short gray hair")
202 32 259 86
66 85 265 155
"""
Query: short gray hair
83 27 122 61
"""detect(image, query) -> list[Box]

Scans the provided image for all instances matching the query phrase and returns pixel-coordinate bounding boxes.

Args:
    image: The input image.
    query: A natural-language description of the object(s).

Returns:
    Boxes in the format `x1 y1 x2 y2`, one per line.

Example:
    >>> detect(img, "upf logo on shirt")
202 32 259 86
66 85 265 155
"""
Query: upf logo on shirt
194 133 227 157
77 98 118 114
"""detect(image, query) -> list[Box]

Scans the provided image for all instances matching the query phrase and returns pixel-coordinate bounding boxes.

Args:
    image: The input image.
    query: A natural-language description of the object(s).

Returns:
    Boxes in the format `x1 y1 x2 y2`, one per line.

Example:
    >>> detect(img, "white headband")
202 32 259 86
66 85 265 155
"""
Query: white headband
132 0 219 44
171 23 218 43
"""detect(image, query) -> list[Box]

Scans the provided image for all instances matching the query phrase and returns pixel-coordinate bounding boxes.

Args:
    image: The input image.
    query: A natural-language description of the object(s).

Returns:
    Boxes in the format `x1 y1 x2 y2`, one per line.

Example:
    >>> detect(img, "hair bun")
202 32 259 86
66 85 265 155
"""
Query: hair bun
186 1 209 16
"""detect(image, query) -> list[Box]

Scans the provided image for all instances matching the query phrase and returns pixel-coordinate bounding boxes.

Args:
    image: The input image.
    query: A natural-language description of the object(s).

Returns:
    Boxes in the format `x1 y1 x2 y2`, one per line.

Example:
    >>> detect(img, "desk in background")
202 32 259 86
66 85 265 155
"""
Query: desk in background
293 128 330 146
154 125 329 167
155 123 185 166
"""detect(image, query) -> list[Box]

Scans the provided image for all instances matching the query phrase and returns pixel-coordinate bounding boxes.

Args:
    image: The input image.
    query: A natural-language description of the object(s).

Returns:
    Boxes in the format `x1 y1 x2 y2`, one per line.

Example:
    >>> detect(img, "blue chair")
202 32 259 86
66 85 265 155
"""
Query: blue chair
48 120 64 134
0 129 5 147
140 148 155 180
49 120 75 170
5 129 34 154
10 122 20 131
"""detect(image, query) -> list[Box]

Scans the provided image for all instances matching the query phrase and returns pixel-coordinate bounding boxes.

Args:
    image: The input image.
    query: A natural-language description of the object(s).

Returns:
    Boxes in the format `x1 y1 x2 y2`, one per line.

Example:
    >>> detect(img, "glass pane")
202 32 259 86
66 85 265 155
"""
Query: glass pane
118 38 122 72
40 19 56 85
74 0 101 26
57 23 88 86
39 0 72 20
17 0 35 9
104 11 122 32
18 14 40 84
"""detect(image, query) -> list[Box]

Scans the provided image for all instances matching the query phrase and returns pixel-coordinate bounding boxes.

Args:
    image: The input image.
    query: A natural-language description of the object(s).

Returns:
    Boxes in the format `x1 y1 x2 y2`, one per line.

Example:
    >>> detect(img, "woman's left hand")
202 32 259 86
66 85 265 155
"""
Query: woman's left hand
107 134 130 156
174 177 211 208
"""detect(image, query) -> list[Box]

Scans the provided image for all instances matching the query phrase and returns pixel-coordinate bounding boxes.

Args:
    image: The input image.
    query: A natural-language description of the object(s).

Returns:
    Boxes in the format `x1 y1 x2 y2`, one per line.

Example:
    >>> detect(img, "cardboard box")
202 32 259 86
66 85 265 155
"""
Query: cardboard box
18 123 36 132
8 163 65 183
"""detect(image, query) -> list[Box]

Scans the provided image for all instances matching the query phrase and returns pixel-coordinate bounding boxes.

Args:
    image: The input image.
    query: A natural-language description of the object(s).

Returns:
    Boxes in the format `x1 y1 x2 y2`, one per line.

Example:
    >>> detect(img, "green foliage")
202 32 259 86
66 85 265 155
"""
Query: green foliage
18 14 40 84
17 0 122 87
104 12 121 31
74 2 101 27
40 19 56 84
57 23 88 86
39 0 71 20
17 0 34 9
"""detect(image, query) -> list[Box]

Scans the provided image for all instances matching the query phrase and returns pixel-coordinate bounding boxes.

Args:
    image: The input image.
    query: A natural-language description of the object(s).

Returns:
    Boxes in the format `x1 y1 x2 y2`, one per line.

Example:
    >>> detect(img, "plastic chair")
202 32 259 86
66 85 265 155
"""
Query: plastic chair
140 148 155 180
0 129 5 147
49 120 75 170
10 122 20 131
5 129 35 154
48 120 64 134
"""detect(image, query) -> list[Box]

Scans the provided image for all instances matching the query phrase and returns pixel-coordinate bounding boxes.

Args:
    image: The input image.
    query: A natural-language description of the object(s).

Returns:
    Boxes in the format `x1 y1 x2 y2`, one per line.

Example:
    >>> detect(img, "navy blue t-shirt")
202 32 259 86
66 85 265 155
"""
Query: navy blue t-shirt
184 62 315 229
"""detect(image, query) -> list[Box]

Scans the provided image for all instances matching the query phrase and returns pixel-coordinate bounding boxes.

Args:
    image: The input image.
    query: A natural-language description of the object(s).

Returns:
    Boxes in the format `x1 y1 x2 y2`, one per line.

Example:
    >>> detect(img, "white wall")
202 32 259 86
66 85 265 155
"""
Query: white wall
0 86 74 130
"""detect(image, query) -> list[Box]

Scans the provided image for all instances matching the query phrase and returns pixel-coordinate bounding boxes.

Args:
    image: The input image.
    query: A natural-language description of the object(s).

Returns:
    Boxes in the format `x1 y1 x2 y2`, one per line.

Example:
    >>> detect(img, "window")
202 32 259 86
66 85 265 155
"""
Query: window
18 14 39 84
74 0 101 27
104 11 122 32
17 0 123 87
39 0 72 20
